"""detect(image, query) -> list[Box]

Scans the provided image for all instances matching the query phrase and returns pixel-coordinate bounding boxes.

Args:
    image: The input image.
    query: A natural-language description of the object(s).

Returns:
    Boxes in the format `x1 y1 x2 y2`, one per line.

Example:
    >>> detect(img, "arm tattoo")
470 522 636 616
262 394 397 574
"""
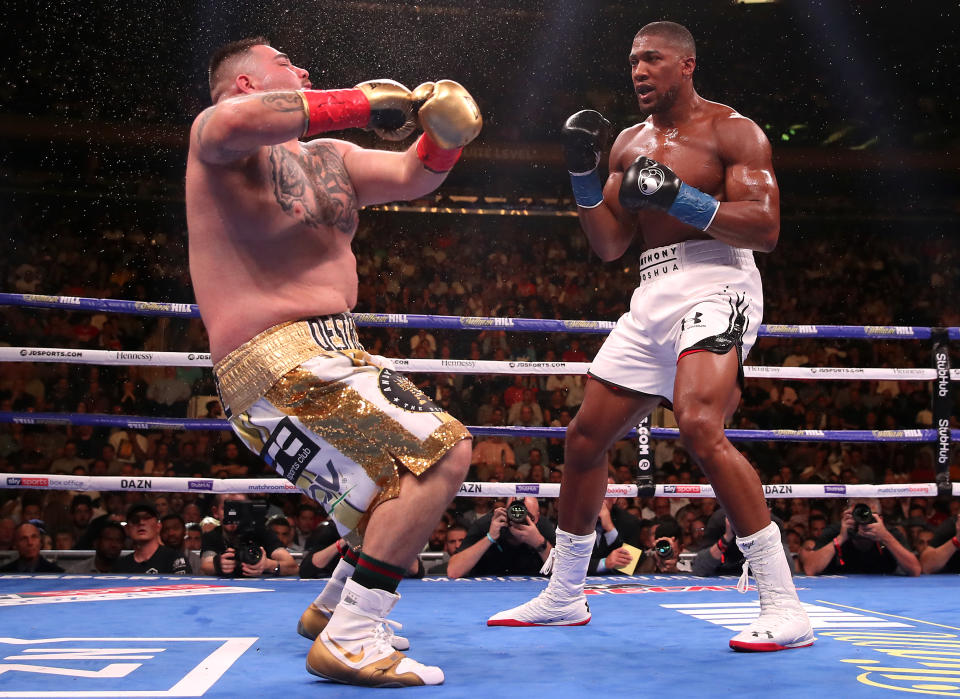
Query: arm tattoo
268 143 358 234
262 92 305 112
195 108 215 145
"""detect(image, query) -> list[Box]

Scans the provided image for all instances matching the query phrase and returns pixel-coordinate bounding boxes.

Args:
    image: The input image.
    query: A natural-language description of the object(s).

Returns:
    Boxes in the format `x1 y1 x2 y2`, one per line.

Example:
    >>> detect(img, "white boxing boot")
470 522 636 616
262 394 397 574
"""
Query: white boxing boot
298 559 409 650
306 580 441 687
487 528 594 627
729 522 815 652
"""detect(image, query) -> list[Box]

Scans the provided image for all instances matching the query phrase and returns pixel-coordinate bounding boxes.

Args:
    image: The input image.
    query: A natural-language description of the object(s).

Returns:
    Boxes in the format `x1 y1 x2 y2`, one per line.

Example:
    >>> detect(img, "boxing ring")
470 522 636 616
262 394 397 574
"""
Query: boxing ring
0 293 958 697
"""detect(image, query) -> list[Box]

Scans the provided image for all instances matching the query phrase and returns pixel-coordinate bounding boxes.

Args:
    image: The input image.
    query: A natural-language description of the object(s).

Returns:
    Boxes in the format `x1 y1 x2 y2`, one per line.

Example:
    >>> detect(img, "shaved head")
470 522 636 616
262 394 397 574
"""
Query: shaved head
635 21 696 58
208 36 271 102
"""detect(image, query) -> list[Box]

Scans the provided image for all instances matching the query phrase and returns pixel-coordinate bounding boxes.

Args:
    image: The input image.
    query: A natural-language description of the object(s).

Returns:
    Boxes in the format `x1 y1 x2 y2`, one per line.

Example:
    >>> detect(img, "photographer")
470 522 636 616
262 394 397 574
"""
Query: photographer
199 494 297 577
920 514 960 574
691 508 796 575
447 497 555 578
636 518 684 574
802 499 920 576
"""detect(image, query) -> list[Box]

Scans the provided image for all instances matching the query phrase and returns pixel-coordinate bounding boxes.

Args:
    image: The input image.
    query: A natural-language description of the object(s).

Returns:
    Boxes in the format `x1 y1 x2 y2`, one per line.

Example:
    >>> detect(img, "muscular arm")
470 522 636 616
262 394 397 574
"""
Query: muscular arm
881 533 921 576
341 140 448 207
802 540 839 576
921 540 959 574
268 547 299 576
578 131 638 262
708 115 780 252
446 537 493 579
191 91 307 164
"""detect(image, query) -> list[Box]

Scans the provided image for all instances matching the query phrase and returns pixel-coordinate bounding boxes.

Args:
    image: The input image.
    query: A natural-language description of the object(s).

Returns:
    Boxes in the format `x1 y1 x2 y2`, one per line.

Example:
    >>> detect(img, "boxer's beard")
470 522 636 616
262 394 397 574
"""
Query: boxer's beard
643 83 681 115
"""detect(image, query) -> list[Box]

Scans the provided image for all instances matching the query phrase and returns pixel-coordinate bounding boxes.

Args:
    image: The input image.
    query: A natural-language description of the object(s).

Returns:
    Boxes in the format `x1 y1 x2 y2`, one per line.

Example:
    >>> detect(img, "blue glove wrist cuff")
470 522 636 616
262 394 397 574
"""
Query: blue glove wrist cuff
668 182 720 231
569 170 604 209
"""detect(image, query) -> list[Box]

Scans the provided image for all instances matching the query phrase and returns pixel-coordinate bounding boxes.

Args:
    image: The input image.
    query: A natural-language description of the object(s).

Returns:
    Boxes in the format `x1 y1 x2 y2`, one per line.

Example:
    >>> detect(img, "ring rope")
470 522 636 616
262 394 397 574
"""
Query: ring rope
0 473 953 499
2 347 957 382
0 412 955 444
2 293 957 340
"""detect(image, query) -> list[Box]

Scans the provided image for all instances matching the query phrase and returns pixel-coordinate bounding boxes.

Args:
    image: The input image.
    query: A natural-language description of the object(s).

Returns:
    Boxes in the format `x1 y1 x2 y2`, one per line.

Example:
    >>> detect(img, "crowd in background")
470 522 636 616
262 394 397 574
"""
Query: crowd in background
1 207 958 577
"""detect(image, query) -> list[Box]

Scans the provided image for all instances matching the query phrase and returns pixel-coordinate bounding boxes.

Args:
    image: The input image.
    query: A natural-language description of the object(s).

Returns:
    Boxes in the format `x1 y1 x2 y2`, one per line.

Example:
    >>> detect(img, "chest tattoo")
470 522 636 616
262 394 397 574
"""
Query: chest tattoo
267 144 358 234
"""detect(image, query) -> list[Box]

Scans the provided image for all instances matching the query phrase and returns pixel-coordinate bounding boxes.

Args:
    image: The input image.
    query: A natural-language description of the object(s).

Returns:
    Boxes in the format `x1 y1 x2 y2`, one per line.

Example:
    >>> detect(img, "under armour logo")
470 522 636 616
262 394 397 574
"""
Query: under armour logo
681 312 703 331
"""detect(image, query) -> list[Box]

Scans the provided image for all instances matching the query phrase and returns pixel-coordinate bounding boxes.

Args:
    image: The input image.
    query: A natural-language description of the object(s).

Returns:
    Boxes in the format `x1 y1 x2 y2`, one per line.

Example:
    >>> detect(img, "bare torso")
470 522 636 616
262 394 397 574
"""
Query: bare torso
186 139 360 362
609 98 740 250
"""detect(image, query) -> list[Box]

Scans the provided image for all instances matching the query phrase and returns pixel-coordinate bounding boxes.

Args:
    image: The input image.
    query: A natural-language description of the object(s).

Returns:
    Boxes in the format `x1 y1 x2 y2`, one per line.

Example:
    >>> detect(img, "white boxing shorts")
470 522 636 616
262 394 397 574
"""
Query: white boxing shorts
214 314 470 535
588 239 763 405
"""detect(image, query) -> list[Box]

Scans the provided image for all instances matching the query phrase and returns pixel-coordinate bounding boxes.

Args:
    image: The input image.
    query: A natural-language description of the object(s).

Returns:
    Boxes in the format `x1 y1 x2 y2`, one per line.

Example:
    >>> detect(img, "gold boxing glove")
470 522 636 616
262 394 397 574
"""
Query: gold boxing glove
414 80 482 149
354 79 418 141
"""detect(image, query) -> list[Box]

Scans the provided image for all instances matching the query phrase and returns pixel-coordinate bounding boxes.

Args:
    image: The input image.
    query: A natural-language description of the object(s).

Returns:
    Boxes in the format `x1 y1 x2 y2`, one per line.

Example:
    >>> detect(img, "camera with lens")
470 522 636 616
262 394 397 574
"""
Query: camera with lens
222 500 268 574
653 537 674 560
851 503 876 526
507 501 529 526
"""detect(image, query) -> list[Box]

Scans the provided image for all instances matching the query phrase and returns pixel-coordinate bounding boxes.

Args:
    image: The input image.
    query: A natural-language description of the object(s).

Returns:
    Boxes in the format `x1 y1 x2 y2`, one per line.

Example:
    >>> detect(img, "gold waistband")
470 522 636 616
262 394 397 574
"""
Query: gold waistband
214 321 327 415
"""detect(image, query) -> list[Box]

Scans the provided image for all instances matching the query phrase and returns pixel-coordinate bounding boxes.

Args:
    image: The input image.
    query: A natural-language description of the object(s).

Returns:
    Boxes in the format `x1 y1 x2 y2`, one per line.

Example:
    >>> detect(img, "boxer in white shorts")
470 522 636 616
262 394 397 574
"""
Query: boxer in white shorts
589 238 762 405
489 21 813 654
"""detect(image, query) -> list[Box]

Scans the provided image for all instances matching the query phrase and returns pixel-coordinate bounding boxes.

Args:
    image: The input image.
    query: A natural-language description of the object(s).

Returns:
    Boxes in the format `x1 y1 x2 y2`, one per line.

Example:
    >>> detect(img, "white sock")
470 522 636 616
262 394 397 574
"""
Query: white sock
313 556 355 609
546 528 596 598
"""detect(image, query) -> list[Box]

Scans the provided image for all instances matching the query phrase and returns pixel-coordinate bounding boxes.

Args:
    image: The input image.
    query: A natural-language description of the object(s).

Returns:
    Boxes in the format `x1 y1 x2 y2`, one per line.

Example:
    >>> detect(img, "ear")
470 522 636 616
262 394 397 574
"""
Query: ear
681 56 696 79
236 73 257 94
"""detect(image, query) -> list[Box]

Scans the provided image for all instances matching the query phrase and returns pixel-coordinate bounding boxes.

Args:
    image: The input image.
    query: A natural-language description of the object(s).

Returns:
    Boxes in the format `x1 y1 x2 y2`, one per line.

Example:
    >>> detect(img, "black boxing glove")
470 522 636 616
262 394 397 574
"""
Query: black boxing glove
562 110 612 208
619 155 719 230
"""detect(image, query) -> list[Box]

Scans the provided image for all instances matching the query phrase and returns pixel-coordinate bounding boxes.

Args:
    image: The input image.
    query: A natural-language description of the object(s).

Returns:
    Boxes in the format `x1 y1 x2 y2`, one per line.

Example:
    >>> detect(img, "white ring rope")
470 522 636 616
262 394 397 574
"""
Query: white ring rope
0 474 952 499
2 347 957 381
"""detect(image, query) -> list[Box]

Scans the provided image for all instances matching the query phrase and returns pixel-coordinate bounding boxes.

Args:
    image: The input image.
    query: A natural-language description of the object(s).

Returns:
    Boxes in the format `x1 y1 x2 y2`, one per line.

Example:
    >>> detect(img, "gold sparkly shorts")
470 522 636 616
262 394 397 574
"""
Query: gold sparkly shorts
214 314 470 534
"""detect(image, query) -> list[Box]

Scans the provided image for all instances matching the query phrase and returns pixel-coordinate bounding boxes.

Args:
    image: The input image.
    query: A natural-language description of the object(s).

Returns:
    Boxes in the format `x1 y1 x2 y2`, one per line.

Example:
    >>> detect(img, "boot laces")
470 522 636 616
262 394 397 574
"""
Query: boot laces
372 617 403 655
738 556 791 618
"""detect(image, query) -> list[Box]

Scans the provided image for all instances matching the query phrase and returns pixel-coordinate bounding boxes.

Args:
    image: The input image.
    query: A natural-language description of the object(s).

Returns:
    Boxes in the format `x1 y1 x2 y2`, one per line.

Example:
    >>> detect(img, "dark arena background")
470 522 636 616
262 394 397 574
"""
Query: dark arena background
1 1 959 697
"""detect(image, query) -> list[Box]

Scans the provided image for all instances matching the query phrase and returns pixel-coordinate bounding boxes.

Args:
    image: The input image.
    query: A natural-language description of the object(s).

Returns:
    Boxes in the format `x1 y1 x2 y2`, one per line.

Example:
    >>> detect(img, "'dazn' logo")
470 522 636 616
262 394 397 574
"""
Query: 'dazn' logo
378 369 443 413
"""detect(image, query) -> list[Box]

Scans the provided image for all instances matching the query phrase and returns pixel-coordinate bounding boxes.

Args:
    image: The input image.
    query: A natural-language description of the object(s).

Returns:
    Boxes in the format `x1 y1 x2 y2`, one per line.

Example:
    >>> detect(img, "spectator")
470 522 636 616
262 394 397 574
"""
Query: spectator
920 514 960 574
298 518 342 579
0 521 64 573
424 525 468 575
447 497 554 578
184 522 203 551
63 521 125 574
49 440 90 474
68 494 94 545
470 433 516 481
0 517 15 550
590 493 645 575
802 499 920 576
160 513 187 554
693 510 749 576
267 514 295 551
293 504 320 551
114 504 190 575
146 367 192 416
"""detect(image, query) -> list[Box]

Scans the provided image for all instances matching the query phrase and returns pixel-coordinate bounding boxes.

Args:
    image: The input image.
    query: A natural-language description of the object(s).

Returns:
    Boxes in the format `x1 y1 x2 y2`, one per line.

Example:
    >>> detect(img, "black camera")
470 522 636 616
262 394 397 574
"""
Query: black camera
507 501 529 525
851 503 876 525
654 537 674 559
222 500 268 572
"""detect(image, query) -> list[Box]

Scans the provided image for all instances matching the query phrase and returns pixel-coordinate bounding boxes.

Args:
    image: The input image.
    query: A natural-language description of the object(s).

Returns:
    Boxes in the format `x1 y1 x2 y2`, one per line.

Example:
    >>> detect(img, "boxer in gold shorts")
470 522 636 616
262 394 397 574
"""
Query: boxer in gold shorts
185 37 480 687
